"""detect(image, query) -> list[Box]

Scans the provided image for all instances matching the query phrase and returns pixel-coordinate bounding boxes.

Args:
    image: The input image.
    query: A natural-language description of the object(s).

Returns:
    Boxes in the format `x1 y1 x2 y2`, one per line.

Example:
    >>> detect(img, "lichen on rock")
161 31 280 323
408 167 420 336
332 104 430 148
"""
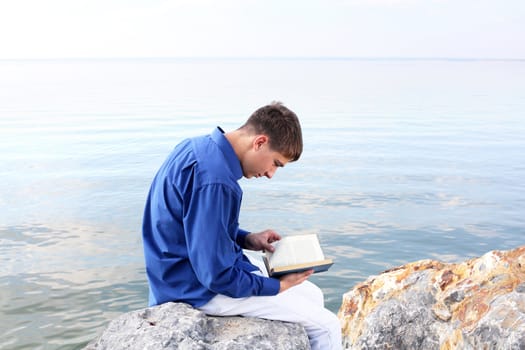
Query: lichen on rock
338 246 525 349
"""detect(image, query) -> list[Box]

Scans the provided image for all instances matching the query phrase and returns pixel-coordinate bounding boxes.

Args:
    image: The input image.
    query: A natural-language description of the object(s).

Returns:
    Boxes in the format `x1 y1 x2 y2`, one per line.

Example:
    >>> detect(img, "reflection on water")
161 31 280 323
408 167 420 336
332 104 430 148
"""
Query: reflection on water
0 223 147 349
0 269 146 350
1 58 524 349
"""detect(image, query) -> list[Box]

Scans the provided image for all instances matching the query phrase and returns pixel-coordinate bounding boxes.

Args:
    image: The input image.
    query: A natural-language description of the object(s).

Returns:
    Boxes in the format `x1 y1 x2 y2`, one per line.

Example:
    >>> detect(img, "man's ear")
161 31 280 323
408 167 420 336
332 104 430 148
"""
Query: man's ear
253 135 269 150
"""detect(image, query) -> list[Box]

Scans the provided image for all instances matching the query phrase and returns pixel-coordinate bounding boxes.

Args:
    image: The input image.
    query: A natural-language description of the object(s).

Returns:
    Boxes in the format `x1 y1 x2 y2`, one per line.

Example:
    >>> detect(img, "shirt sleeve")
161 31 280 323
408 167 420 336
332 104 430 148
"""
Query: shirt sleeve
182 183 280 298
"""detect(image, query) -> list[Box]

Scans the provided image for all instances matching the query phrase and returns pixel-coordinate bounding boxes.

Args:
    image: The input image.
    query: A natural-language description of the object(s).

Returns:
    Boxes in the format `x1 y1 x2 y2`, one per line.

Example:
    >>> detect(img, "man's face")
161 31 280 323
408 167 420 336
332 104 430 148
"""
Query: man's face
242 136 289 179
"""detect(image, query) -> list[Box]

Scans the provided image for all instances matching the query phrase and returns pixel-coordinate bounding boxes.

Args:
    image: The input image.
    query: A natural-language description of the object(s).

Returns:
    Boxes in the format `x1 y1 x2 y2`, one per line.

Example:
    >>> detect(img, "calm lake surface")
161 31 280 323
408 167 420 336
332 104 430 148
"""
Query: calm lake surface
1 58 524 349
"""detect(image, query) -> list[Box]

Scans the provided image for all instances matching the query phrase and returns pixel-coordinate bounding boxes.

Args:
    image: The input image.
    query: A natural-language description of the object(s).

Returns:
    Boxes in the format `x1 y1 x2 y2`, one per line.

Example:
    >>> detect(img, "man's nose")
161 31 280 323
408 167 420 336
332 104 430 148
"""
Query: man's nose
265 168 276 179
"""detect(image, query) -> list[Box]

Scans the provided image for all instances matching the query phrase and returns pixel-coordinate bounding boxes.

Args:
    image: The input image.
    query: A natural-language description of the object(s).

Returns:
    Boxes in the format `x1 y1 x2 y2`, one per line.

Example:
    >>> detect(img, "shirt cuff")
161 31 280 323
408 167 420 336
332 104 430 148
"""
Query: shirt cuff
236 229 250 248
260 276 281 296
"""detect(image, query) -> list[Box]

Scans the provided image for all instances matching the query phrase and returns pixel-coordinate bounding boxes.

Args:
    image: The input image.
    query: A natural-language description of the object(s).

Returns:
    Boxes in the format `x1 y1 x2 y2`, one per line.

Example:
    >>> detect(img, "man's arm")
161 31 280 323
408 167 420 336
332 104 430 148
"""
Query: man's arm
183 184 280 298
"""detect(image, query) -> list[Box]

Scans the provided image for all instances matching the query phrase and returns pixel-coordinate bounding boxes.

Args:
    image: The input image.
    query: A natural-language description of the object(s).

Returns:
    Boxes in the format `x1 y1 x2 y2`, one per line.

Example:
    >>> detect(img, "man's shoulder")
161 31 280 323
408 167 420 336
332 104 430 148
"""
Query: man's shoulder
181 135 232 178
169 134 211 161
166 133 239 189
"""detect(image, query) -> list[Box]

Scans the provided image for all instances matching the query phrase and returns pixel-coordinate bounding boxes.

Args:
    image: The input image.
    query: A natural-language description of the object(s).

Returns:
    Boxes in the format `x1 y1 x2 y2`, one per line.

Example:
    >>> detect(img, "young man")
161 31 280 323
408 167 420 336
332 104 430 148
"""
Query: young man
142 102 342 349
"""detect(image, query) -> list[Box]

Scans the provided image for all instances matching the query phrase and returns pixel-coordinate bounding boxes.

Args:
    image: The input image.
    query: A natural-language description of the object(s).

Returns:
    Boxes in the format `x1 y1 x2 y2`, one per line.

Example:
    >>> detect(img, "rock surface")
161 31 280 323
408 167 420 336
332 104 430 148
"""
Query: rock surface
84 302 310 350
338 246 525 349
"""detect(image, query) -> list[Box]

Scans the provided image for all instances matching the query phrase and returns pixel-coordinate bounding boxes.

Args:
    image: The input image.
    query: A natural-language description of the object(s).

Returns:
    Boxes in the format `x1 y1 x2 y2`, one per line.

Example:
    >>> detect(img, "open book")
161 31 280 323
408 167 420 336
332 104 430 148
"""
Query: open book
263 234 334 277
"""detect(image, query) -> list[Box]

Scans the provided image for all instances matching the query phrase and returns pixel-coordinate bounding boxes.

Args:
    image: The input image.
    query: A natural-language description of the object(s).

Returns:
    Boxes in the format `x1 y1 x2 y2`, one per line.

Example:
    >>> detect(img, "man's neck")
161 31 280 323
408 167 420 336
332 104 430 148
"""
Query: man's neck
225 129 253 162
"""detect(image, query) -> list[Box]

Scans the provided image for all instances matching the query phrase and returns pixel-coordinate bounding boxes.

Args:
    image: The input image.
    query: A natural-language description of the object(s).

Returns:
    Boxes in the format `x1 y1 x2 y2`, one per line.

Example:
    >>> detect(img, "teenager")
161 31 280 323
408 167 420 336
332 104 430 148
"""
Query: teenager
142 102 342 349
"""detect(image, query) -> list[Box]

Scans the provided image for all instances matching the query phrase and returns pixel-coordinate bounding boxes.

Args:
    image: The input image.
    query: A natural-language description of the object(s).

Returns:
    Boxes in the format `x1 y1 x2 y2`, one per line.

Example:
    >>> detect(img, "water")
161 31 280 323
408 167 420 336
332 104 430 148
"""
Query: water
1 58 524 349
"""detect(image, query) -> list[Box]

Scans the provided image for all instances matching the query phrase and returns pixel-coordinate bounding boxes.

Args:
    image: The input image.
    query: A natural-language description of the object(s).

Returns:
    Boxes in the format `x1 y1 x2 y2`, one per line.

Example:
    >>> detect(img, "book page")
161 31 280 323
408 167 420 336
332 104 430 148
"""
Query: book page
267 234 325 268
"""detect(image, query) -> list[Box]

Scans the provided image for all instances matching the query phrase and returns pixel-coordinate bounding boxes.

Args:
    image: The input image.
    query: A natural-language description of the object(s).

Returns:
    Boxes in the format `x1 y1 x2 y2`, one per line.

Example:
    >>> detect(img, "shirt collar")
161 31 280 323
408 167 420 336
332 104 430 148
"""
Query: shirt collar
211 127 243 180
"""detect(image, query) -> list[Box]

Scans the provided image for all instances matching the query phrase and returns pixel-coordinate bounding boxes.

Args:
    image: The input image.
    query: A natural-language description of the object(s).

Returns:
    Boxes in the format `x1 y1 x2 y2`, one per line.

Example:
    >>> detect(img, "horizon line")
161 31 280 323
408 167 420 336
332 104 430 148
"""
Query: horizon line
1 56 524 62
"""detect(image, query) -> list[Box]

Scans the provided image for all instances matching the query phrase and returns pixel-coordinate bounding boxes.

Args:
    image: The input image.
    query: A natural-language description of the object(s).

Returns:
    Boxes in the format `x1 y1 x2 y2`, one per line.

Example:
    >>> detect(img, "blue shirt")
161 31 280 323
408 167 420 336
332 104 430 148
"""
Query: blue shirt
142 127 281 307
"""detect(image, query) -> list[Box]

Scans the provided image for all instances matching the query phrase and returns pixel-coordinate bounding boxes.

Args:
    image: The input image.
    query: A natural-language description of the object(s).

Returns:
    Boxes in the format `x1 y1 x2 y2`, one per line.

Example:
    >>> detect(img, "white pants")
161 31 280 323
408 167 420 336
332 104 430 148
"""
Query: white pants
198 252 342 350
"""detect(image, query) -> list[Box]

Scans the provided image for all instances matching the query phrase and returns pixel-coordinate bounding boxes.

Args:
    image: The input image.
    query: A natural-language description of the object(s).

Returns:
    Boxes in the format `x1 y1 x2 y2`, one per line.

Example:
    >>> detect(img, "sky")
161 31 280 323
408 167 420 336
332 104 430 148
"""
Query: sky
0 0 524 60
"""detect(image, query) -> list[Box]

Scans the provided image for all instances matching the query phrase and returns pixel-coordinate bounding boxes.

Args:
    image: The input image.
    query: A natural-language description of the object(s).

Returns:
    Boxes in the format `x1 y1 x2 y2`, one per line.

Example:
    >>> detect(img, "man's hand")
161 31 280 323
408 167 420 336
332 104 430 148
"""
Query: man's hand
279 270 314 293
244 230 281 252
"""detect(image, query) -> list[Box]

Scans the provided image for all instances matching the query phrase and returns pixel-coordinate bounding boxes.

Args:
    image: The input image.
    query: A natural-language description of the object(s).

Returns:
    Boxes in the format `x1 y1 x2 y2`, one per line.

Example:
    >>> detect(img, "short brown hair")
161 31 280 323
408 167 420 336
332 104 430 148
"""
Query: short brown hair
241 102 303 161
